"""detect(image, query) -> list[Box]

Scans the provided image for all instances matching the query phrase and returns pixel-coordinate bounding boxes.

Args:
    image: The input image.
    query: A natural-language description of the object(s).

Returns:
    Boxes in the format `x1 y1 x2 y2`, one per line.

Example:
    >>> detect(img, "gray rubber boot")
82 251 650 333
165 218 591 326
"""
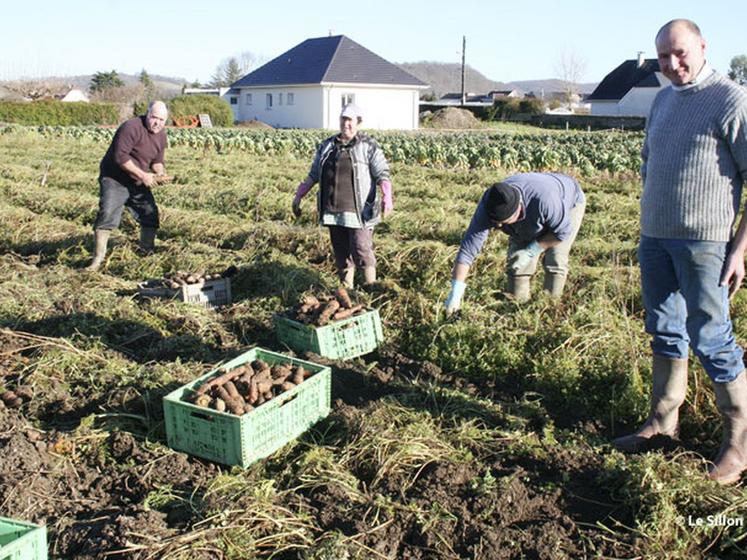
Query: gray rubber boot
362 266 377 285
507 275 531 302
338 268 355 289
86 229 111 271
709 373 747 485
543 273 567 298
613 355 688 452
139 226 157 255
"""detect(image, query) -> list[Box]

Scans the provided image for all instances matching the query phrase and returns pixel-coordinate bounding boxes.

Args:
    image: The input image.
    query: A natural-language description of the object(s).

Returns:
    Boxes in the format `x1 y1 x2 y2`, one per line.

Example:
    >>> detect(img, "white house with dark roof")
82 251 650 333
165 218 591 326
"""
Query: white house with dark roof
587 54 670 117
226 35 427 130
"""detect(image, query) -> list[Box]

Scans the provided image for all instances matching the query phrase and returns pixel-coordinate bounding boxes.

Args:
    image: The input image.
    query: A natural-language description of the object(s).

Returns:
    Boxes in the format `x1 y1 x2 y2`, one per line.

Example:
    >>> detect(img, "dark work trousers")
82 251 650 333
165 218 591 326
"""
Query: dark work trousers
93 176 159 230
328 225 376 271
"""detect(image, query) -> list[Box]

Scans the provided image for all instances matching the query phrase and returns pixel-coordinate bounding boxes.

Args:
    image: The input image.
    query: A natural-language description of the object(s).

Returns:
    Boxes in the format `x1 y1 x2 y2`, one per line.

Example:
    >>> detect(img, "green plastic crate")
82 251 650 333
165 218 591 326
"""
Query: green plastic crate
163 347 331 468
138 277 231 309
0 517 47 560
274 308 383 360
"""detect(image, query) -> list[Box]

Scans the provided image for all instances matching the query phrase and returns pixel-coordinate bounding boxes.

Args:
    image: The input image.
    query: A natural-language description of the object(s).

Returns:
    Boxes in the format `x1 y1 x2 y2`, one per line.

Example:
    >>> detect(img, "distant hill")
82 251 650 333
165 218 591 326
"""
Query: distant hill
397 62 511 99
0 73 186 97
396 62 598 98
59 73 186 95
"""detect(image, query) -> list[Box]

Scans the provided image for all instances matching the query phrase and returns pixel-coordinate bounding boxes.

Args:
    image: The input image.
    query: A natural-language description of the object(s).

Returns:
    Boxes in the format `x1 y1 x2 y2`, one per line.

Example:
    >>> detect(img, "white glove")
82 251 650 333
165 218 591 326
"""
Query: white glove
444 279 466 315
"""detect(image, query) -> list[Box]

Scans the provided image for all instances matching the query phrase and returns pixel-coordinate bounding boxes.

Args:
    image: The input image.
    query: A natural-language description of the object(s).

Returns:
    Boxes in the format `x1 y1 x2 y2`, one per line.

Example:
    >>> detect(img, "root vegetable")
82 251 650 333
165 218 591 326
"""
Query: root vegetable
14 386 32 400
332 304 363 321
301 295 320 307
317 299 341 326
224 381 241 402
281 381 296 392
248 379 259 403
213 398 226 412
271 364 292 380
195 367 245 395
226 400 244 415
214 385 232 403
195 394 211 408
251 359 269 372
256 378 273 394
1 391 18 404
335 287 353 309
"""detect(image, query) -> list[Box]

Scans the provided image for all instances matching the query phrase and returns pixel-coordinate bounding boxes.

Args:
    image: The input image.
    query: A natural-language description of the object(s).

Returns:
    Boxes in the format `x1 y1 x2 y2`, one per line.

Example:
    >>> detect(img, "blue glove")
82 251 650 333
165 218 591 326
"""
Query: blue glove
510 241 542 271
444 279 466 315
524 240 542 257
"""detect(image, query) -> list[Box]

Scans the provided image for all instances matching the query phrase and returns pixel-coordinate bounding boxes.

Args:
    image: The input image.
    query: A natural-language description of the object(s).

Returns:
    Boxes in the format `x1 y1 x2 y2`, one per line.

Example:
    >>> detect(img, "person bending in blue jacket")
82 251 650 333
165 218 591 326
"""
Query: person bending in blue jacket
444 172 585 313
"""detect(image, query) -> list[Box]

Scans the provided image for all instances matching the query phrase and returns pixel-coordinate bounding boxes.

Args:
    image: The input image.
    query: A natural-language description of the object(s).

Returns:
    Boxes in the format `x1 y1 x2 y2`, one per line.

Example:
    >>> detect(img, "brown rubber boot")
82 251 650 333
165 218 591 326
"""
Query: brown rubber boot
86 229 111 271
543 272 567 298
338 268 354 289
139 226 157 255
507 275 531 302
708 373 747 485
613 355 688 452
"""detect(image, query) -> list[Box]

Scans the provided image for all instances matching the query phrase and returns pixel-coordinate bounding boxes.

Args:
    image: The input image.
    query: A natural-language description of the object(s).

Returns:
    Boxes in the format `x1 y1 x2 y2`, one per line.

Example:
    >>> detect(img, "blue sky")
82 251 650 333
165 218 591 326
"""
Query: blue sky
1 0 744 85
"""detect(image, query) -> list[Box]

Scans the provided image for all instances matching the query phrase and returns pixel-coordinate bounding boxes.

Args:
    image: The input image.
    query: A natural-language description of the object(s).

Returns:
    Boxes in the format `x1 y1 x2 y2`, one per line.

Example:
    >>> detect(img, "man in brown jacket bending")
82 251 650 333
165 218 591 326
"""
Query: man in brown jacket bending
87 100 169 271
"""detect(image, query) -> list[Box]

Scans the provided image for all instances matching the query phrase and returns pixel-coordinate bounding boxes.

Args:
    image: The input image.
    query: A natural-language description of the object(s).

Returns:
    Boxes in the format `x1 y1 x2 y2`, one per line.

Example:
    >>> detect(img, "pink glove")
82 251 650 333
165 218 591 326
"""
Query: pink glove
292 179 313 217
294 179 313 200
380 180 393 216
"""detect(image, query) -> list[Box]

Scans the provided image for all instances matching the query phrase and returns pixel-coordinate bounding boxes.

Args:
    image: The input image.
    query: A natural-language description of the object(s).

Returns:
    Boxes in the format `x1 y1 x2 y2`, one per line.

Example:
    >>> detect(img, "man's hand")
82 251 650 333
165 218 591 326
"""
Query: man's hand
292 196 302 218
140 172 156 188
720 249 746 297
154 174 173 185
444 279 466 316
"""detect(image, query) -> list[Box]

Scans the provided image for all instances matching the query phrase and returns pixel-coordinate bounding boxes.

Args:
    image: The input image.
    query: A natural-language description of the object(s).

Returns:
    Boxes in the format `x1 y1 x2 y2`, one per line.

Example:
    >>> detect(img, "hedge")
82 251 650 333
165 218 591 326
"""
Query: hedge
166 95 234 127
0 100 120 125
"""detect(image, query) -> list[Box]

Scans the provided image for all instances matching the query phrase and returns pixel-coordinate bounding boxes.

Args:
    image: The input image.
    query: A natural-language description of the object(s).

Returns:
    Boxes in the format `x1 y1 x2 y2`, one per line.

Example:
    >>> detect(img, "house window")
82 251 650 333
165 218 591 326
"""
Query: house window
341 93 355 107
279 93 283 106
266 93 273 108
245 93 252 105
230 97 238 105
287 93 294 105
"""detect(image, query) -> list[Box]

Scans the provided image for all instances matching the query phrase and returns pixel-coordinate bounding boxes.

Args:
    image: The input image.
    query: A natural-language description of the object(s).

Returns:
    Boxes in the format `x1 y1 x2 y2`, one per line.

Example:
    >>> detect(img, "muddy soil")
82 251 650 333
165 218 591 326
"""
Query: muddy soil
1 331 634 559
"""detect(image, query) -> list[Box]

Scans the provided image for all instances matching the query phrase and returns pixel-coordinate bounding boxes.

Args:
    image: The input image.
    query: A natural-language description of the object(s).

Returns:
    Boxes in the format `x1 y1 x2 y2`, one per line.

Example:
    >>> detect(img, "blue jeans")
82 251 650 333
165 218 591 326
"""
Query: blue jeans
93 176 159 230
639 235 744 382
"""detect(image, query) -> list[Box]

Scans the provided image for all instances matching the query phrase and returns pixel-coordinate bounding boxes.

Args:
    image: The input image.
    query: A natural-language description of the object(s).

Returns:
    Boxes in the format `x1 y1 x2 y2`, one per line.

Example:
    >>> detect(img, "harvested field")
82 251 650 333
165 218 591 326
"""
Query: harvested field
0 126 746 559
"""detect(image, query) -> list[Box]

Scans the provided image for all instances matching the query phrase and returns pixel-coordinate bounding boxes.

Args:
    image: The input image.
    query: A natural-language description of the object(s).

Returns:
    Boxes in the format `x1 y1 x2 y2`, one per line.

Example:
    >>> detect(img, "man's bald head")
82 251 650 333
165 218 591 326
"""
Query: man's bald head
655 19 706 87
146 100 168 134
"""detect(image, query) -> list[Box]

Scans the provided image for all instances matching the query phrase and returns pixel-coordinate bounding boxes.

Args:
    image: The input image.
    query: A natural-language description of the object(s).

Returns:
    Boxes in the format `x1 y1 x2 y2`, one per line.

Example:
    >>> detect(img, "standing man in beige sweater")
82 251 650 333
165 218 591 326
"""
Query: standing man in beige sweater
613 19 747 484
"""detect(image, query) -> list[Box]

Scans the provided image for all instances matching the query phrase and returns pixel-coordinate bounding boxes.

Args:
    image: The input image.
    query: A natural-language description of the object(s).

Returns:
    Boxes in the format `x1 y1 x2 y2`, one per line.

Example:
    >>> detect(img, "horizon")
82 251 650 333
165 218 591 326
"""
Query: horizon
1 0 744 86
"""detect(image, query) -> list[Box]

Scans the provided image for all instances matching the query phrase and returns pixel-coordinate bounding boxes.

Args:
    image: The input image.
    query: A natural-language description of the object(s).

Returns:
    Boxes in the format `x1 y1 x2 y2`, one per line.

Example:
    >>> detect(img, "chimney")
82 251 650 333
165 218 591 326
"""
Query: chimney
637 51 645 67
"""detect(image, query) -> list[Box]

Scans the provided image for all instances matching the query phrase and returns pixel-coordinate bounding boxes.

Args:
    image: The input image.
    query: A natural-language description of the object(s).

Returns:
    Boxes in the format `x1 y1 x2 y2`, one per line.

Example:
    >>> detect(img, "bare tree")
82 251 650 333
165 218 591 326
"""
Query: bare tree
556 50 587 108
3 79 69 100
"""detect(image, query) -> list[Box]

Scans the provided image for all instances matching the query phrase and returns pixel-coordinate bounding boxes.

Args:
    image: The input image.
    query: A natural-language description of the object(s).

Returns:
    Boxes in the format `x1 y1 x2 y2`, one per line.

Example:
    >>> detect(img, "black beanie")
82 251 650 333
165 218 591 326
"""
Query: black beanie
486 182 520 222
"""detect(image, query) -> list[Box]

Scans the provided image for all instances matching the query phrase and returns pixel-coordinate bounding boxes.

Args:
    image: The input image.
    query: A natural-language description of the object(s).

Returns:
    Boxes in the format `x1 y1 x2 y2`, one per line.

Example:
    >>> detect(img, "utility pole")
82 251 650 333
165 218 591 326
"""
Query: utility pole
460 35 466 106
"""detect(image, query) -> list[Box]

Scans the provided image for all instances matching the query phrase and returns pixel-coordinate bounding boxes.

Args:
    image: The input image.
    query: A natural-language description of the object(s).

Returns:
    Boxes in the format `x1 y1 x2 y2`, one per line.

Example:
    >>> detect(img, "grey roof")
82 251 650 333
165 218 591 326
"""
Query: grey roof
232 35 426 88
587 59 663 101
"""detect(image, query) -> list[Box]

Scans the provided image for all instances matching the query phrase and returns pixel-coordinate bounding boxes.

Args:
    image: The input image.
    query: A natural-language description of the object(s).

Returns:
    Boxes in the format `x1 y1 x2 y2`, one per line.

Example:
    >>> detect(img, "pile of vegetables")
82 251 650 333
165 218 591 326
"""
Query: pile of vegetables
288 287 367 326
186 359 312 415
142 266 237 290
